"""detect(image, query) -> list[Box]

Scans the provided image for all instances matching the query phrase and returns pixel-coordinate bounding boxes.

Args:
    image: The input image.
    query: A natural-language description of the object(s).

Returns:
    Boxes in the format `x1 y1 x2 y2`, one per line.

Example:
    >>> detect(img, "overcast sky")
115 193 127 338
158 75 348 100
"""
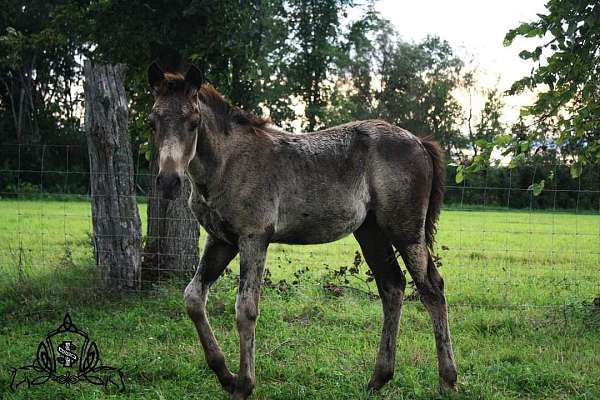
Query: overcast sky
373 0 550 122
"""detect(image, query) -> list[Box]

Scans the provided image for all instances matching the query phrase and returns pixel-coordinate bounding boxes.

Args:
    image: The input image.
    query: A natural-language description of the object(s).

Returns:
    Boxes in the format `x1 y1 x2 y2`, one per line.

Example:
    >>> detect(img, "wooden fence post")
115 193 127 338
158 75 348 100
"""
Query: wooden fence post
141 145 199 282
84 61 142 290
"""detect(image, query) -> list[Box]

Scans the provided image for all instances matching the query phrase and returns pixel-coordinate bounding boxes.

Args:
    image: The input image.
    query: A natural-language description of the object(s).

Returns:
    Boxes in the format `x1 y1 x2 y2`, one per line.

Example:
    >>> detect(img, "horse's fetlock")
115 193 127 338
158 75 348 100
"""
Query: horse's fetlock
234 375 255 398
377 365 394 382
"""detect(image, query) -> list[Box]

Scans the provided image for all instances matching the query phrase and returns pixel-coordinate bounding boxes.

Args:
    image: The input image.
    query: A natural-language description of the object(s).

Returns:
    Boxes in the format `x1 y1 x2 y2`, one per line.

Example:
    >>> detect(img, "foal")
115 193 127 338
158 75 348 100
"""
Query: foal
147 62 457 399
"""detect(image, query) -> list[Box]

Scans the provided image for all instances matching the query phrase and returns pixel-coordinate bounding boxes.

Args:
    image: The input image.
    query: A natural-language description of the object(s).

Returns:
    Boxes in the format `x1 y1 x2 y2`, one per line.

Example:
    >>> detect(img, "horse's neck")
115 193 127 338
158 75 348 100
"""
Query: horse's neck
187 125 241 197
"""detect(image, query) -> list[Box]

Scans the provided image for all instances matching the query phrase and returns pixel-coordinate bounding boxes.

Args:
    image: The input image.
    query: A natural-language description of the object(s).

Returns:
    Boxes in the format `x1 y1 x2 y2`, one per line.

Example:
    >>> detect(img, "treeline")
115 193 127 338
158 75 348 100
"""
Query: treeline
0 1 597 209
2 141 598 211
445 164 599 211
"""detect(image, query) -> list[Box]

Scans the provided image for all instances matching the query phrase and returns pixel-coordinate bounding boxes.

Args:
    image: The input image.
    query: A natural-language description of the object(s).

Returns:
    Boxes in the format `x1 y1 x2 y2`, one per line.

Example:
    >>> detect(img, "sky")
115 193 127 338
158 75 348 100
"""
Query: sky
373 0 550 123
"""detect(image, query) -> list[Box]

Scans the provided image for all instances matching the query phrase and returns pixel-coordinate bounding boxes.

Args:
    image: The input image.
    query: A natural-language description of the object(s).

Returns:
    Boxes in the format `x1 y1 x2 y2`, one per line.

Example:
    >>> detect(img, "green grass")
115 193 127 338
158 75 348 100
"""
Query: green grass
0 199 599 399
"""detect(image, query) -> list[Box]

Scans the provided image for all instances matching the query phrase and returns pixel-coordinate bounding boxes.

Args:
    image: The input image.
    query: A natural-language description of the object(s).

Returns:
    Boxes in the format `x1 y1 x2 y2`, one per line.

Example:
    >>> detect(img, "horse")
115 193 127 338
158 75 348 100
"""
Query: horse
147 61 457 399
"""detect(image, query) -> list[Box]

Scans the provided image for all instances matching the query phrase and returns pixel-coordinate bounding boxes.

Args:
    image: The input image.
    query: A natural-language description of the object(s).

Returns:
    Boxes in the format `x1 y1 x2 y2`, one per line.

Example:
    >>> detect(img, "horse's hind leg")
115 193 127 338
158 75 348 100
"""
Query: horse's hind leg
184 235 238 394
395 239 457 391
354 216 406 391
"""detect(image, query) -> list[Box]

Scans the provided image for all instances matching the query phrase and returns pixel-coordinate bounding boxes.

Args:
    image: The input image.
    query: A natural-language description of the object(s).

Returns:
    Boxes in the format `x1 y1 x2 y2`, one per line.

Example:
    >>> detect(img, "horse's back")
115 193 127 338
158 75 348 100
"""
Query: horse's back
270 120 432 244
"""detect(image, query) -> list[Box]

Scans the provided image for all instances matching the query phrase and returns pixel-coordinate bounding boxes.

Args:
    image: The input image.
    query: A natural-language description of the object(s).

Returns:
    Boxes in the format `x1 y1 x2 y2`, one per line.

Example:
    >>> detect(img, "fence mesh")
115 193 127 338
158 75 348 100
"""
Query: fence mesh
0 144 598 310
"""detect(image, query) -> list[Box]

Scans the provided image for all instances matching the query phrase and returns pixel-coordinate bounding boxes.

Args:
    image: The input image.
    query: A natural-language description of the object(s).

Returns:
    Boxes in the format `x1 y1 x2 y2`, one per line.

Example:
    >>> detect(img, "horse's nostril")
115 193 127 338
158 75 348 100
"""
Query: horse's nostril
156 173 182 200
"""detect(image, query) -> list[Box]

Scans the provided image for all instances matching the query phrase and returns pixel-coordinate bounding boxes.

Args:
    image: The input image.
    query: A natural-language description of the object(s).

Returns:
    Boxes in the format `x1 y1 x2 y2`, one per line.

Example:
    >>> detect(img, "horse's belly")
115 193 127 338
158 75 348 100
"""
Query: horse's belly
273 202 367 244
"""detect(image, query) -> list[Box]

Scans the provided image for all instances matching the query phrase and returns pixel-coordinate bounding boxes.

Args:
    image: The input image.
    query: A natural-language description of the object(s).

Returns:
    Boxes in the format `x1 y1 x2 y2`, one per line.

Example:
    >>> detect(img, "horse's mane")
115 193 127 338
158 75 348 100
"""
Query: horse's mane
198 85 270 131
159 72 270 133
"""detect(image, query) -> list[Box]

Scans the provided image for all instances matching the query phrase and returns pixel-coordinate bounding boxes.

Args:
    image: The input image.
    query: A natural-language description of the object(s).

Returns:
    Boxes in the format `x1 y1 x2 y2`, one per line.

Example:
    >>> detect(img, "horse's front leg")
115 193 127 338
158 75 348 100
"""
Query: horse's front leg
184 235 238 393
233 234 268 400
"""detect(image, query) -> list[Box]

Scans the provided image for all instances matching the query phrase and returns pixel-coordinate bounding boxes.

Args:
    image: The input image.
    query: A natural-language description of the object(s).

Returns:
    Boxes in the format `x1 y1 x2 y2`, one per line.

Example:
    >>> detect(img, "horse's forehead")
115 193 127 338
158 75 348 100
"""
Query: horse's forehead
153 95 196 117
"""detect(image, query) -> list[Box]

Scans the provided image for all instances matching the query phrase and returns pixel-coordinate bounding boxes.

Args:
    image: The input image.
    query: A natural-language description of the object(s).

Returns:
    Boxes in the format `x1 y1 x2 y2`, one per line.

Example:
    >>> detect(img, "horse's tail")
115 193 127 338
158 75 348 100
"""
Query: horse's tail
421 137 445 250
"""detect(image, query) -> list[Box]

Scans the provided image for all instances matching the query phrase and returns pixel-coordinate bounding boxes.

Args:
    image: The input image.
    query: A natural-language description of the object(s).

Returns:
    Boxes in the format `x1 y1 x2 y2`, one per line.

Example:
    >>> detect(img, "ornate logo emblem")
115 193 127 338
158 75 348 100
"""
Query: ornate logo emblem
57 341 77 367
10 314 125 391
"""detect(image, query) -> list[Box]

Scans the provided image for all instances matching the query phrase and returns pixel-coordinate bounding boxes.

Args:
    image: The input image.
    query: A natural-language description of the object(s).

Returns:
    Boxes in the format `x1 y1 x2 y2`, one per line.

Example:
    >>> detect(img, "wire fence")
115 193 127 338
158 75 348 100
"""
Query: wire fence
0 144 598 310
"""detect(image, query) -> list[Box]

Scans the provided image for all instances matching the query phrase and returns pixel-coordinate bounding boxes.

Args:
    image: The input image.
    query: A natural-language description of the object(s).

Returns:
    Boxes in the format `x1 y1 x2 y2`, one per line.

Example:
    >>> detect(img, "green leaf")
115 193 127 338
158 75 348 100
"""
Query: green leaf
528 180 544 196
475 139 489 148
570 162 582 179
455 165 464 184
494 134 512 147
467 163 480 173
509 153 526 169
519 50 532 60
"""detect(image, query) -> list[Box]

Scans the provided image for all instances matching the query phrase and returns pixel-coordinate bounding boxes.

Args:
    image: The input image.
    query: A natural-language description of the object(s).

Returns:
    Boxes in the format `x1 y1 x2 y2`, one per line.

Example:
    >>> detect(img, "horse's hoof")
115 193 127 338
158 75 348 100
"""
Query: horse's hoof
367 370 393 392
366 377 388 392
439 367 458 392
231 388 252 400
366 381 382 392
439 377 457 393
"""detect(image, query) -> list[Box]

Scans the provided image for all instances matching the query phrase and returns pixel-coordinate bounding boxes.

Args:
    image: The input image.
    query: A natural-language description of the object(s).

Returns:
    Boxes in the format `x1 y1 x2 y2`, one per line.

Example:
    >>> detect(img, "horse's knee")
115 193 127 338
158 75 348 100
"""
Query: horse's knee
379 283 405 310
415 257 446 305
427 256 444 291
415 276 445 307
184 280 206 319
418 284 445 306
235 294 259 326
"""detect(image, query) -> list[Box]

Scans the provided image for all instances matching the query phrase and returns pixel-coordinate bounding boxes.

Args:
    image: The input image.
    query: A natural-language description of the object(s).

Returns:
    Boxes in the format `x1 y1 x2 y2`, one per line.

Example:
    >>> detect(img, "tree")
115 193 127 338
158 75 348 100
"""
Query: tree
337 25 466 157
325 8 388 125
0 1 81 145
0 1 87 194
505 0 600 173
84 62 142 290
470 88 506 161
285 0 355 131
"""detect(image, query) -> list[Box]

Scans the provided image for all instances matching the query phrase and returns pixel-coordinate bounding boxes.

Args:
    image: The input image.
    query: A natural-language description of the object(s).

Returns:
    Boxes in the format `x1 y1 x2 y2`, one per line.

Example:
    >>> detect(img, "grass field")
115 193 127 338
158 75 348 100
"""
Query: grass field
1 199 599 399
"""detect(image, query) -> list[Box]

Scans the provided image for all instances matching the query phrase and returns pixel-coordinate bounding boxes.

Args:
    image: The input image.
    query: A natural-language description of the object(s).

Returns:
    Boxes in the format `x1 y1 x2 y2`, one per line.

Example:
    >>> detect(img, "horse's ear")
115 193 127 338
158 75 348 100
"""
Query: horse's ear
185 64 204 89
148 61 164 92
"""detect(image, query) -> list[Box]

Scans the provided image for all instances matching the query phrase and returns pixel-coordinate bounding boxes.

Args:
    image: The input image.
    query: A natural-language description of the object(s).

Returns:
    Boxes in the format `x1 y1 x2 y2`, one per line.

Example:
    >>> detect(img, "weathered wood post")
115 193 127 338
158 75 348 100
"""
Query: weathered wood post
141 147 199 282
84 61 142 290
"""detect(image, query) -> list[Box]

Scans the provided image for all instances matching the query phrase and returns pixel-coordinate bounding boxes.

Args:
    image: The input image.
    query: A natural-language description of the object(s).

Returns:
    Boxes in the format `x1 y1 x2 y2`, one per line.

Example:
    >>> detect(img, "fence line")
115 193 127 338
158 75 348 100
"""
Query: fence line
0 144 598 309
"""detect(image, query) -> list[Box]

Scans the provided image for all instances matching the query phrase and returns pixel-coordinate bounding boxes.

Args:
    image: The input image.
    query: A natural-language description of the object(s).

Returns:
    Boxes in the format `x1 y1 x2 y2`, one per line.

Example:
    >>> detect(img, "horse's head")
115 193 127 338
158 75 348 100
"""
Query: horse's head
147 62 204 200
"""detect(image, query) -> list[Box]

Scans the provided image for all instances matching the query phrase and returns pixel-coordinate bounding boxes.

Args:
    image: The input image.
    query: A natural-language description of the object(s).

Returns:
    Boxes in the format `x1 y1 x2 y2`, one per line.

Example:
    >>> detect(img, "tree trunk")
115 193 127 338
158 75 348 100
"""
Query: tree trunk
142 145 199 283
84 61 142 291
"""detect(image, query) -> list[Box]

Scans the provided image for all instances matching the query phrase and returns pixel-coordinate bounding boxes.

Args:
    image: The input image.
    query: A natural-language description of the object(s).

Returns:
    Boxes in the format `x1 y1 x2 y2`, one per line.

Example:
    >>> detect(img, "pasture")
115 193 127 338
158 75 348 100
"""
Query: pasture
1 199 599 399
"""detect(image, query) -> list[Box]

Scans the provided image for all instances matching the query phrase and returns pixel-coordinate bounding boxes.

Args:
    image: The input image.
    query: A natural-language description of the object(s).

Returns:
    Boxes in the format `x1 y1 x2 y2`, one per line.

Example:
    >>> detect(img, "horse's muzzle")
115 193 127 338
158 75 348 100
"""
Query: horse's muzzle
156 173 182 200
